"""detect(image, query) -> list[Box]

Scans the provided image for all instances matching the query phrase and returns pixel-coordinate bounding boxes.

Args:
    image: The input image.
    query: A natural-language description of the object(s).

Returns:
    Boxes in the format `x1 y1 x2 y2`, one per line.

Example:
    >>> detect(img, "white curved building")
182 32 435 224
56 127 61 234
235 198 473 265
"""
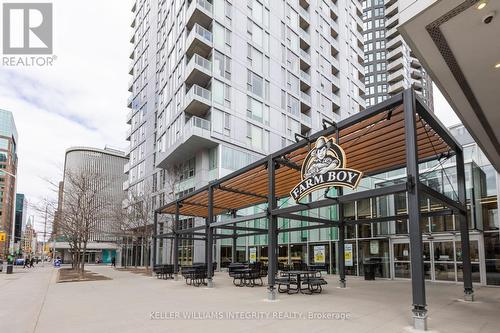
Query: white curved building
55 147 127 264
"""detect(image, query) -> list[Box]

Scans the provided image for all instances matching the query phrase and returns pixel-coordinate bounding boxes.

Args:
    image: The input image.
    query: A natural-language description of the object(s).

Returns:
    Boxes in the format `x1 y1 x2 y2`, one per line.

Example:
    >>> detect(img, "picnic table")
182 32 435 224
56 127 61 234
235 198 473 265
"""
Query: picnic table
230 262 267 287
276 270 327 294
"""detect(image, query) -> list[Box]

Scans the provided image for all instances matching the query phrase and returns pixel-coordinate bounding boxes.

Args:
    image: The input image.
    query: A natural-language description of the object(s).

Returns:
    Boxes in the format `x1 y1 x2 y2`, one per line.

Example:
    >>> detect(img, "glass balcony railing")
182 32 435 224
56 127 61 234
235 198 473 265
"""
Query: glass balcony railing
300 69 311 82
187 54 212 72
300 113 312 125
190 0 213 13
300 91 311 104
188 23 213 44
299 48 311 62
186 84 211 102
299 28 310 43
187 115 211 131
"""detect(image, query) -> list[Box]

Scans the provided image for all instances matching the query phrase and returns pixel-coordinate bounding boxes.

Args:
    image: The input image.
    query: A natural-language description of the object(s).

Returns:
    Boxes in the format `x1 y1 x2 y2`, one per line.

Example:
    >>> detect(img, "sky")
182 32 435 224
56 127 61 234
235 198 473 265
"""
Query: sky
0 0 133 238
0 0 461 239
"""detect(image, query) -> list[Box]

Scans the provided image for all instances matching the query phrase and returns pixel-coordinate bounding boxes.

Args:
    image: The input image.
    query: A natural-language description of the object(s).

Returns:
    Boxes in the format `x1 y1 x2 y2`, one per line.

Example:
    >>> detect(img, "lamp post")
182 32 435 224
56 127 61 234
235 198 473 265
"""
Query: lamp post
1 170 16 274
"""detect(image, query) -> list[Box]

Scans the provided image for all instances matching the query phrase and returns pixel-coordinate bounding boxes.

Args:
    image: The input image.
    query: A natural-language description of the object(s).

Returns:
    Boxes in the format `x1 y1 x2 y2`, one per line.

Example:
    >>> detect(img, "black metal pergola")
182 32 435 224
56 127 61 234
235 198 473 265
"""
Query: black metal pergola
153 89 474 330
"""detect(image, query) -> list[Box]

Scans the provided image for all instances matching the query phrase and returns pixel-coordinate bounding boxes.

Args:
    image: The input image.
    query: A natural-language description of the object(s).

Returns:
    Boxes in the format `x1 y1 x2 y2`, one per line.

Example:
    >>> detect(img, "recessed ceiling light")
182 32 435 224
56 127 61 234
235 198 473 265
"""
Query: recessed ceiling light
495 63 500 69
477 1 487 10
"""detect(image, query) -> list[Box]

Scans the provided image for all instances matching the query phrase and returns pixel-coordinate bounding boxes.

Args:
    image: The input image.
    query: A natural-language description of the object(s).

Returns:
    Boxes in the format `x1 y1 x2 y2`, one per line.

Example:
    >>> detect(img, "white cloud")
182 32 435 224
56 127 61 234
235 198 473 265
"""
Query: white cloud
0 0 133 237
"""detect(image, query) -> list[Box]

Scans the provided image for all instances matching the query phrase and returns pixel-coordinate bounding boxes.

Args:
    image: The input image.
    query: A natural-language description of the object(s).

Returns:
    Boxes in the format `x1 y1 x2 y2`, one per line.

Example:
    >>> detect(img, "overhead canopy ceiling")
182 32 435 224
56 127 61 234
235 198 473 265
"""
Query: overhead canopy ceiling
398 0 500 171
159 94 452 218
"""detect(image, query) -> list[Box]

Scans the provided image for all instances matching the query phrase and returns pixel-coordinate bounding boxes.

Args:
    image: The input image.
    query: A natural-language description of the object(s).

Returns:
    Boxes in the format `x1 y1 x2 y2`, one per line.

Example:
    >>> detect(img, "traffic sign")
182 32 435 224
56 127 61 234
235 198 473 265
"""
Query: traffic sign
0 231 6 242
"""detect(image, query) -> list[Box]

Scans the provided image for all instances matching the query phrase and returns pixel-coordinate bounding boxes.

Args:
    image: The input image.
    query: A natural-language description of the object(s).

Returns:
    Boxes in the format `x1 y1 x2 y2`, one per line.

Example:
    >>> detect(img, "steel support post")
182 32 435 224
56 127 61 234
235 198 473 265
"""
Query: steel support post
456 148 474 301
231 210 237 263
267 158 278 300
404 89 427 331
152 211 158 274
336 128 346 288
207 186 214 288
173 202 180 280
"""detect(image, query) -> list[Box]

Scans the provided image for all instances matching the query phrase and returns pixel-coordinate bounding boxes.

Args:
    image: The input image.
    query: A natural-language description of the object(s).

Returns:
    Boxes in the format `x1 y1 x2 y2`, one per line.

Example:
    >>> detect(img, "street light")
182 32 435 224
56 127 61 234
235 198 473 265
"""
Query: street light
0 170 17 258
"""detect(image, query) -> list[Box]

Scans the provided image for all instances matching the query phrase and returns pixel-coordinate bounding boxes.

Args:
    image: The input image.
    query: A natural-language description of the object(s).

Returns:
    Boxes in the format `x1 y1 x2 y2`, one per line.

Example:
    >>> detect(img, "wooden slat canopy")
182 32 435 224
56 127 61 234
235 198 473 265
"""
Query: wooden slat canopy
158 92 453 218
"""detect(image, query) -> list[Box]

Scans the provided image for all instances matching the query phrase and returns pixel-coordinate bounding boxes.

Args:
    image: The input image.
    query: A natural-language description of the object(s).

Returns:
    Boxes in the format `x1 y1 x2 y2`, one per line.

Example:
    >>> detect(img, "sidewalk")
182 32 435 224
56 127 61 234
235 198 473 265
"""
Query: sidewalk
2 265 500 333
0 265 55 333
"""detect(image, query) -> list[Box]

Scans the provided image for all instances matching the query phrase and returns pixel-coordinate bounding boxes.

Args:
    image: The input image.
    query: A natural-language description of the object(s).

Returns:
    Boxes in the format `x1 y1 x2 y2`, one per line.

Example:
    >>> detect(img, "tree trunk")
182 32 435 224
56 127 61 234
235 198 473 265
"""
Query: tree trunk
140 238 144 267
80 242 87 279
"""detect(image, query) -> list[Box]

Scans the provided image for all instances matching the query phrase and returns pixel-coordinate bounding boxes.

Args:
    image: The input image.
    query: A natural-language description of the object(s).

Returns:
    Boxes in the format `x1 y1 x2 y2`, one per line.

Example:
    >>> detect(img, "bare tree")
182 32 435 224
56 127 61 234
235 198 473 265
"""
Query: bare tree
57 169 112 278
163 166 183 265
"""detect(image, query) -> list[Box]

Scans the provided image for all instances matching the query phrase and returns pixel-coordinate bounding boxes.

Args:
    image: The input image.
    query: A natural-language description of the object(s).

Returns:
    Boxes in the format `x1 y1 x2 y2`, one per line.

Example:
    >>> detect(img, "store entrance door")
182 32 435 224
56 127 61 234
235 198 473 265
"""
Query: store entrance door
392 236 482 283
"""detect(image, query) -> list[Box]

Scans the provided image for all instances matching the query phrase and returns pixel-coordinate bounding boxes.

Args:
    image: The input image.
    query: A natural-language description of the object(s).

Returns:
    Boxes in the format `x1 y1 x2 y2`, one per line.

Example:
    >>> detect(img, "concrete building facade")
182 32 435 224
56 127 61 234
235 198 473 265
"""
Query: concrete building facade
14 193 27 253
0 109 18 259
55 147 128 264
361 0 433 108
127 0 366 265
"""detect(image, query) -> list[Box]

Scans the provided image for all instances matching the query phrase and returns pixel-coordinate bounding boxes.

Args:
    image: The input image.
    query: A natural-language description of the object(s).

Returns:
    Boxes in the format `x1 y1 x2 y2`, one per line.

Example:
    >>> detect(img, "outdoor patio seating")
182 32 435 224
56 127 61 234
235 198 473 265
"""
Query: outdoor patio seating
153 264 174 279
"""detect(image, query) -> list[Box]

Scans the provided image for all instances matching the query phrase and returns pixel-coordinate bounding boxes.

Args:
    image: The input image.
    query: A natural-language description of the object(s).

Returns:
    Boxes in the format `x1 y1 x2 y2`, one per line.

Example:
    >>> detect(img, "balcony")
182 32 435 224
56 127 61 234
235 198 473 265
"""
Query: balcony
124 146 131 157
300 112 311 125
186 24 213 58
127 95 133 108
186 0 213 30
299 48 311 68
156 116 217 168
299 28 311 48
123 180 130 191
388 80 406 95
387 57 404 72
385 2 398 18
125 127 132 141
299 69 311 90
185 54 212 86
332 93 341 109
411 59 422 69
384 0 397 7
124 162 130 174
387 47 403 62
411 70 423 80
126 109 132 125
128 77 134 92
388 68 404 83
184 84 212 117
386 25 399 40
122 198 129 209
386 35 403 51
412 81 423 91
386 14 399 30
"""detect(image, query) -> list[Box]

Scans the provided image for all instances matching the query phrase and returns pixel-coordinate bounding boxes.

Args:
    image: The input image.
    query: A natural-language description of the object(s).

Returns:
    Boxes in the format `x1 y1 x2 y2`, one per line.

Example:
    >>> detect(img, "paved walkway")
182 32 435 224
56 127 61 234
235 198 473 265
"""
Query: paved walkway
1 264 500 333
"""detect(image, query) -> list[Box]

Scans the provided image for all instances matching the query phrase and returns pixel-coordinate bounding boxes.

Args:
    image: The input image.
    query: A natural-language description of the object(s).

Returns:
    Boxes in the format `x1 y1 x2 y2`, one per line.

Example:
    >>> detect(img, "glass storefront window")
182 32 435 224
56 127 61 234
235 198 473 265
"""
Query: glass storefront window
484 232 500 285
358 239 390 278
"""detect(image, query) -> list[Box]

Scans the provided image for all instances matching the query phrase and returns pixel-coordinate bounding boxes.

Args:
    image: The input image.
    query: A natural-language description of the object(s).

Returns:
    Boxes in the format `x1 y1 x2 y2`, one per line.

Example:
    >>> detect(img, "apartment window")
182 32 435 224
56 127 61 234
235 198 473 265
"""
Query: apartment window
212 80 231 107
246 123 269 151
247 45 263 74
247 70 263 97
221 146 256 170
214 23 231 50
286 117 300 137
179 158 195 181
287 72 299 94
247 96 269 125
209 147 218 170
214 51 231 79
247 19 263 47
249 0 264 26
287 94 299 116
212 108 230 136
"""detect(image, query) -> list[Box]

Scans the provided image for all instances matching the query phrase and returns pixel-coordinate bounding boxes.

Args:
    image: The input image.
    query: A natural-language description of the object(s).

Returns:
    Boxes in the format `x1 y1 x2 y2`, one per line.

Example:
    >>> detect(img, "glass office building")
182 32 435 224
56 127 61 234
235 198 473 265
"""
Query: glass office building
215 124 500 286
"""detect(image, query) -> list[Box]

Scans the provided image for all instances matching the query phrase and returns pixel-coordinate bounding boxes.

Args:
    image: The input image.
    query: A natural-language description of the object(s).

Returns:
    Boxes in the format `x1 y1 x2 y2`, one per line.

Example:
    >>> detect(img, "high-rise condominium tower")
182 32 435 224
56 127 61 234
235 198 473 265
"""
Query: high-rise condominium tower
362 0 433 108
126 0 365 263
